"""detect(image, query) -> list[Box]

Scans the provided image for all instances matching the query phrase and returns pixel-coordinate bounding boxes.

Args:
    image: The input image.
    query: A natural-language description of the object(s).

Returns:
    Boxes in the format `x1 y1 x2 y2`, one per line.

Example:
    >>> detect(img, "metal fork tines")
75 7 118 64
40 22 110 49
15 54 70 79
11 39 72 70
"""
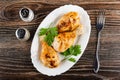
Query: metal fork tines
94 10 105 73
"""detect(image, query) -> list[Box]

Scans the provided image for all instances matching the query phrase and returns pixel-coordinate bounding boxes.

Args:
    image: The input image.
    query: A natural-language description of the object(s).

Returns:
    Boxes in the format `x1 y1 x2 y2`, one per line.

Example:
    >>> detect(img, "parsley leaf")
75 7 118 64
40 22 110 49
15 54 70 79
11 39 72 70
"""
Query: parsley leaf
39 28 48 36
39 26 58 46
61 49 70 56
61 45 81 62
68 57 76 62
49 27 58 36
69 45 81 56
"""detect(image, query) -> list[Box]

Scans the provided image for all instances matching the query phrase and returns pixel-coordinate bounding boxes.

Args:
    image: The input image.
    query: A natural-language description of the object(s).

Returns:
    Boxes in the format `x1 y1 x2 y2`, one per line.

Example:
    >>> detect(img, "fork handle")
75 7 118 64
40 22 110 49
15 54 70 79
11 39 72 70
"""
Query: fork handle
94 32 101 73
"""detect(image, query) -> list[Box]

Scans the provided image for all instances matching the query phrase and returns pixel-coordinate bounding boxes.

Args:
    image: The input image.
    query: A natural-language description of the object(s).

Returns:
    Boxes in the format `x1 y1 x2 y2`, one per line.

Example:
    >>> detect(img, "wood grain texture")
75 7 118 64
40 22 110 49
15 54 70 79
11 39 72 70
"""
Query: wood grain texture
0 0 120 80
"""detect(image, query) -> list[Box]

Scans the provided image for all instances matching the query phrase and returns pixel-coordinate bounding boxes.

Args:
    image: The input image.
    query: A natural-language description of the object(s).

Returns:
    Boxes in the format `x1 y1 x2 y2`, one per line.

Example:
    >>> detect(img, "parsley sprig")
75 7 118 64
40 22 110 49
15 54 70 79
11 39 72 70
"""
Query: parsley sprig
39 26 58 46
61 45 81 62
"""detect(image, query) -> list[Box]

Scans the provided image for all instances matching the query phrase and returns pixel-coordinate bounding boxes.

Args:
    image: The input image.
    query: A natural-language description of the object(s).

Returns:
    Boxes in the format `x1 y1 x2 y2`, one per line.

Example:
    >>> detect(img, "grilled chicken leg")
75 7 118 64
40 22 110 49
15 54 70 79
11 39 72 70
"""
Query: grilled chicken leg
40 38 60 68
57 12 80 33
52 31 77 52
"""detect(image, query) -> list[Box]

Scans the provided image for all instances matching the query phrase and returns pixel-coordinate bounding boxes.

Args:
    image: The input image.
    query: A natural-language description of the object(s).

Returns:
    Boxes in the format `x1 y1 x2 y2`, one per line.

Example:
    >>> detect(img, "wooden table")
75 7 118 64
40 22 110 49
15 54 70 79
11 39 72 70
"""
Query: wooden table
0 0 120 80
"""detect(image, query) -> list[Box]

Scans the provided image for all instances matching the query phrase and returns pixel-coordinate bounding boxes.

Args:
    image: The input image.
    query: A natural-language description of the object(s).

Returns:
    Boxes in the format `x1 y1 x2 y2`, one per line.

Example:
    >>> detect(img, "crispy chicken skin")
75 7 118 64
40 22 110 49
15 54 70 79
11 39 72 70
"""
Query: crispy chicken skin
52 31 77 52
57 12 80 33
40 40 60 68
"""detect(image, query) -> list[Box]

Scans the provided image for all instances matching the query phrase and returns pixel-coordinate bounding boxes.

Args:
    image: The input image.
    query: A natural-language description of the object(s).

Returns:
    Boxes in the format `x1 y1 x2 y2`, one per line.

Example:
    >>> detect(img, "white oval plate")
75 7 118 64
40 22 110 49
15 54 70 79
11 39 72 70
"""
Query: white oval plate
31 5 91 76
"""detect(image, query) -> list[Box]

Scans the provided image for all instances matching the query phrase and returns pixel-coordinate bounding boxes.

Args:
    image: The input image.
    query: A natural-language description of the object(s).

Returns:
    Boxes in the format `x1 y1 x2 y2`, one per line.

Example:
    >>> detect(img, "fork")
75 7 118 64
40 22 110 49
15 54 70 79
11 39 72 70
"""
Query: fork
94 10 105 73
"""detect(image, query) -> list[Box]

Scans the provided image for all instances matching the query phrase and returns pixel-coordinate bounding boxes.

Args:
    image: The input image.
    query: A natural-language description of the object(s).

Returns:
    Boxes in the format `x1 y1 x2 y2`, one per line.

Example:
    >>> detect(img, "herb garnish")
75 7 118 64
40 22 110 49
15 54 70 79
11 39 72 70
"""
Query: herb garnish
61 45 81 62
39 27 58 46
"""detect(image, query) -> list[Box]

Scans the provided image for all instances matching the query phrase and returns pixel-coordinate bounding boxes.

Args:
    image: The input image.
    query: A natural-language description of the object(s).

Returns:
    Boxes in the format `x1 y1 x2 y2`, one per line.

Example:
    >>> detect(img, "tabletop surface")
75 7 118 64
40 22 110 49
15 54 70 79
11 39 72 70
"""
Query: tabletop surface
0 0 120 80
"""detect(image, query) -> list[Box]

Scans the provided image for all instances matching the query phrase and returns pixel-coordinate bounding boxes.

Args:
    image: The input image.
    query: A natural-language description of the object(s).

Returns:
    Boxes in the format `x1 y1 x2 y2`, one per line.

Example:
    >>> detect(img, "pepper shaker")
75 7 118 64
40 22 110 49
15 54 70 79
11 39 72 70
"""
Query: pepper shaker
15 28 30 41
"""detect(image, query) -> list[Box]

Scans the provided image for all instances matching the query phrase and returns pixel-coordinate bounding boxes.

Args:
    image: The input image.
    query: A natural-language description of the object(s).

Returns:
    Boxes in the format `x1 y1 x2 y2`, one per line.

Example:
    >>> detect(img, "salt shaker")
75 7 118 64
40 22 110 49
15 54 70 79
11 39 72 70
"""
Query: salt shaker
19 7 34 22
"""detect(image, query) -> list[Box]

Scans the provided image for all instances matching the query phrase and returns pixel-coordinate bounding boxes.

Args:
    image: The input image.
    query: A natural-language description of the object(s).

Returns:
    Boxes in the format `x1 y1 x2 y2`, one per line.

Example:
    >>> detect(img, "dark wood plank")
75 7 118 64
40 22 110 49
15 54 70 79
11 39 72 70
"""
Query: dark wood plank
0 0 120 80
